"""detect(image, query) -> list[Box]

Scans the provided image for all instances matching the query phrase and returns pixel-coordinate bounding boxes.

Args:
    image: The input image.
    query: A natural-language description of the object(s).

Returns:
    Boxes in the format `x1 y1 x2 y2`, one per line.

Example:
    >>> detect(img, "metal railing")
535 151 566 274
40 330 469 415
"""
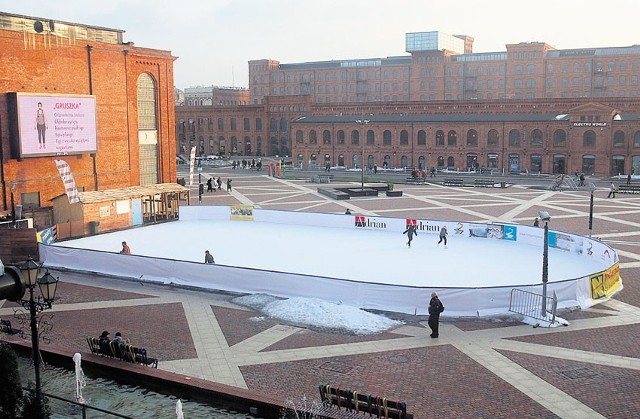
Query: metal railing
30 388 135 419
509 288 557 325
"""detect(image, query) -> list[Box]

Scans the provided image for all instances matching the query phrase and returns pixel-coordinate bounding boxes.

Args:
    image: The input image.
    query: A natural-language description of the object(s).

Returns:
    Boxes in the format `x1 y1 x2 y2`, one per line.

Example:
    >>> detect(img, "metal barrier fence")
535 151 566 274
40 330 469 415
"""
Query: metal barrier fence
509 288 557 325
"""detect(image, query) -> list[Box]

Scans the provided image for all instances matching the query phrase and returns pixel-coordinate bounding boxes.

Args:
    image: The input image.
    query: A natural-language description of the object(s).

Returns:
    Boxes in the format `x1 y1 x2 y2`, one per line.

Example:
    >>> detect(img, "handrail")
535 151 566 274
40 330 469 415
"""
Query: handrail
26 387 135 419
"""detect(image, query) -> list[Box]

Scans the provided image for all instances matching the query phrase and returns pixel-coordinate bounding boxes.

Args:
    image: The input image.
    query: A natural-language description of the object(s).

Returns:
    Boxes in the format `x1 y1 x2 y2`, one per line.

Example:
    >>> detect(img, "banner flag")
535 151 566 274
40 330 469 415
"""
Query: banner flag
188 146 197 186
54 159 80 204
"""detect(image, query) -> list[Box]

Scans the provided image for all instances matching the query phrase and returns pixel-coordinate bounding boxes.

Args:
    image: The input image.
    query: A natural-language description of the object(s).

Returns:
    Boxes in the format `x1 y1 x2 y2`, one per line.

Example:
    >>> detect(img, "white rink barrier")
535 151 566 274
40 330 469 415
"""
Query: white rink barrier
40 206 622 317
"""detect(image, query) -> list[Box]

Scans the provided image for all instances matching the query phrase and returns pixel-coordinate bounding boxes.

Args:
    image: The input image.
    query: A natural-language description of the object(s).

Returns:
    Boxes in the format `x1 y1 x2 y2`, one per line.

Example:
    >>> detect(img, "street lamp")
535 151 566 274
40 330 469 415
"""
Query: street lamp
15 257 59 419
539 211 551 317
355 116 371 191
10 182 16 224
588 185 595 238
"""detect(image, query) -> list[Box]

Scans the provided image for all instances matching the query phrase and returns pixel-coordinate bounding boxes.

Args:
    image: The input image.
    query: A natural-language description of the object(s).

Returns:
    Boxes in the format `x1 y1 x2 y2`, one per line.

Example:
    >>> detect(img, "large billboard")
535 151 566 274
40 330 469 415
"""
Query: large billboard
9 93 97 158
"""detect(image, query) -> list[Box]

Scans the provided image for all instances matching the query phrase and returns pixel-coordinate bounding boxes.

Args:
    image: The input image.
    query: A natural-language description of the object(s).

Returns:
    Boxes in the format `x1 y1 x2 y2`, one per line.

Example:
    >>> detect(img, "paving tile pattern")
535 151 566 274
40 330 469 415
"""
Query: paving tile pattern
498 349 640 419
41 303 196 361
212 305 279 347
241 345 560 419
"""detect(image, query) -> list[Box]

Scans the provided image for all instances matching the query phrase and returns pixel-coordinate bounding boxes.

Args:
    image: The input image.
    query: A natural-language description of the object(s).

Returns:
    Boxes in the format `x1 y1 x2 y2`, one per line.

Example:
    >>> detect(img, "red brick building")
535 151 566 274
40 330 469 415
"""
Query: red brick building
176 31 640 176
0 12 177 228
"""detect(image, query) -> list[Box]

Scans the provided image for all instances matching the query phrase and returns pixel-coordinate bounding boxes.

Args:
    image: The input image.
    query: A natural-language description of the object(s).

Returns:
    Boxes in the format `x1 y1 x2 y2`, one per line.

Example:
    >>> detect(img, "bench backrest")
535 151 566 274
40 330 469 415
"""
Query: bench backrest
319 384 411 419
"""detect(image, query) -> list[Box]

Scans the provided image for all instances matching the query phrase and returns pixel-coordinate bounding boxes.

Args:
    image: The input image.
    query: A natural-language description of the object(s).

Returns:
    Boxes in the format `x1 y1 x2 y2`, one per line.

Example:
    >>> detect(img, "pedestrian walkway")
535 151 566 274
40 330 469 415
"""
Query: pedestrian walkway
3 172 640 418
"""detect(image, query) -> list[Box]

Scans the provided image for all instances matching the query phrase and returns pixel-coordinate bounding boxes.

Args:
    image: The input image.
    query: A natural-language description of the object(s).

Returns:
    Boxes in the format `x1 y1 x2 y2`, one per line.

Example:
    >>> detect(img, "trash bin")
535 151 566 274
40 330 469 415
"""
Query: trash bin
89 221 100 235
387 183 394 191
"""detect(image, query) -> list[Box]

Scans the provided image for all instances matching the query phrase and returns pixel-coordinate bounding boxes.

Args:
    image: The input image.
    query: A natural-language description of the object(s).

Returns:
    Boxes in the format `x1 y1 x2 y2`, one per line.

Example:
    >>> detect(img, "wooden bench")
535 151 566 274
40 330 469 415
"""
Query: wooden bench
617 184 640 194
473 178 495 187
443 178 464 187
404 177 425 184
86 336 158 368
319 384 412 419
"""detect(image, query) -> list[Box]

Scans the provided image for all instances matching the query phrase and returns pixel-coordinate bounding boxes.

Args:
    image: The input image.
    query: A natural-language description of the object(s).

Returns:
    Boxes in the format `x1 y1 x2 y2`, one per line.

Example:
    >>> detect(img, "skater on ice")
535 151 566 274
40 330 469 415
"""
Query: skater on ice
403 224 418 247
437 226 448 248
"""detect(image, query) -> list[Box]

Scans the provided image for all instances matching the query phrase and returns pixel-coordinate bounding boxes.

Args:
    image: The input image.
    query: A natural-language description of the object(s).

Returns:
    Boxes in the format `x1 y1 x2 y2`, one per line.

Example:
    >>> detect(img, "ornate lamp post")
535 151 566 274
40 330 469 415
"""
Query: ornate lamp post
355 116 371 191
538 211 551 317
15 257 59 419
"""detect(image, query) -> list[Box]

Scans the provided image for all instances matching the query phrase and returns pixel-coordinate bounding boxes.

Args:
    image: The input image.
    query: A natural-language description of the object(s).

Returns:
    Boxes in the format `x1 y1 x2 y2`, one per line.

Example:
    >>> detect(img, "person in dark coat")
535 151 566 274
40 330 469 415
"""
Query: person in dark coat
403 224 418 247
428 292 444 338
204 250 215 264
533 217 540 227
206 177 213 192
226 179 232 192
217 177 222 190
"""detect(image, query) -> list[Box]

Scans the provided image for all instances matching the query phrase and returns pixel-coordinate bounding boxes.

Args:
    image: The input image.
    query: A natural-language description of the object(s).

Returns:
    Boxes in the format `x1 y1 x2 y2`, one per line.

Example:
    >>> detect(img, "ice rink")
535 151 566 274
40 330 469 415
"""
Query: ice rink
53 218 603 288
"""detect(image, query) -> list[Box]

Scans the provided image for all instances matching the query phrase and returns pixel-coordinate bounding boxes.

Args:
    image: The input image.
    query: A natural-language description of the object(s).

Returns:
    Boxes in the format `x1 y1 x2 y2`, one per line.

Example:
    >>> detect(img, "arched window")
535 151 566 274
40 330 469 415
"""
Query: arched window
508 129 521 147
447 130 457 146
383 130 392 145
553 129 567 147
295 130 303 144
366 130 375 146
530 129 543 147
309 130 317 145
323 130 331 145
583 130 596 147
435 130 445 146
400 130 409 145
337 130 345 145
417 130 426 146
466 129 478 146
613 130 625 147
437 156 445 167
634 131 640 147
487 129 499 146
351 130 359 145
447 156 455 168
136 73 158 185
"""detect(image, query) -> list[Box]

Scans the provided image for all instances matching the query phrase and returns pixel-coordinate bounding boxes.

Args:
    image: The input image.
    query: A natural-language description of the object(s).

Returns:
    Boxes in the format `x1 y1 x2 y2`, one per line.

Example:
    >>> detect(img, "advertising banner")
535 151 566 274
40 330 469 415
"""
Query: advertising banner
14 93 97 157
590 263 622 300
230 206 254 221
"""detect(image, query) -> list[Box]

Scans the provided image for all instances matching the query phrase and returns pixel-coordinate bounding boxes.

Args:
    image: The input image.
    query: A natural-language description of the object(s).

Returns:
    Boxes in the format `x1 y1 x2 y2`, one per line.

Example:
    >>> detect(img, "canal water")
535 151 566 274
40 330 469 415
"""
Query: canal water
17 356 262 418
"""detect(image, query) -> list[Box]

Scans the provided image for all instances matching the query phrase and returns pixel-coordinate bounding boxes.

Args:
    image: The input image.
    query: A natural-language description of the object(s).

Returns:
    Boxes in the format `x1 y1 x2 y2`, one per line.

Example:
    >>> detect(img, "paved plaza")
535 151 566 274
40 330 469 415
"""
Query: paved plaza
3 169 640 418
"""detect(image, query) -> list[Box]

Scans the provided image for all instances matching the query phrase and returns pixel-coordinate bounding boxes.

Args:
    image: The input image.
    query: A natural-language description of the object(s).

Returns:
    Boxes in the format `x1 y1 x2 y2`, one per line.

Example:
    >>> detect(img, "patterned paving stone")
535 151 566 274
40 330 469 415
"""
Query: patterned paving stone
498 350 640 419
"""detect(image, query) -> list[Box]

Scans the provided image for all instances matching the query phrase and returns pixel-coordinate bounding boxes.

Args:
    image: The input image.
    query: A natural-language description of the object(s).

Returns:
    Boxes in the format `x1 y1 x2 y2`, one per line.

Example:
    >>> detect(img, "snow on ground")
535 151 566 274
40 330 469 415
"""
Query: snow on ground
58 219 603 287
232 294 403 335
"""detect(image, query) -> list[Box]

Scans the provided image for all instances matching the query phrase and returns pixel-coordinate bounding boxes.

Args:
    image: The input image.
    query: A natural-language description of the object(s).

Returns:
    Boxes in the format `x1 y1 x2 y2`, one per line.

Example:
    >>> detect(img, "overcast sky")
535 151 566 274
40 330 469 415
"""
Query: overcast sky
3 0 640 90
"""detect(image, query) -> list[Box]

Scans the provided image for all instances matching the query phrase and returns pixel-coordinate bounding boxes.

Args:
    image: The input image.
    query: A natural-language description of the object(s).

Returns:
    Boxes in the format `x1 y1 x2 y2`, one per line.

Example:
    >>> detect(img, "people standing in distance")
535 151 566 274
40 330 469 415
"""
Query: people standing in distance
403 224 418 247
344 209 352 215
226 179 232 192
120 241 131 254
428 292 445 338
206 177 213 192
627 173 632 186
437 225 448 248
204 250 215 264
533 217 540 227
217 177 222 190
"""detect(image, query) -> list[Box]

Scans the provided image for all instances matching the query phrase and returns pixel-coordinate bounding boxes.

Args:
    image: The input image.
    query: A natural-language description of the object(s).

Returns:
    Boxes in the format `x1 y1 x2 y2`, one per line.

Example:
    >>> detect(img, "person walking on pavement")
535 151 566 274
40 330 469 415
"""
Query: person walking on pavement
226 179 232 192
206 177 213 192
437 225 448 248
403 224 418 247
607 182 617 198
428 292 444 338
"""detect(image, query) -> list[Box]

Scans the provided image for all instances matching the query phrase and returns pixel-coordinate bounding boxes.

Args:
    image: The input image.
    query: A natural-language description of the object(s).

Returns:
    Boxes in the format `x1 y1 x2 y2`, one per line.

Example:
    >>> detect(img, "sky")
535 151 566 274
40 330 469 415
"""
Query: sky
3 1 640 89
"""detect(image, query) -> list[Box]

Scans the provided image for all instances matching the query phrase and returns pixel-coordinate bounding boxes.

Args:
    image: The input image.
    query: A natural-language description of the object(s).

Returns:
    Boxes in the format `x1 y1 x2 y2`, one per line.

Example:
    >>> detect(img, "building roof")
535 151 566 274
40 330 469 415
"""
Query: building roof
74 183 189 204
292 113 569 124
